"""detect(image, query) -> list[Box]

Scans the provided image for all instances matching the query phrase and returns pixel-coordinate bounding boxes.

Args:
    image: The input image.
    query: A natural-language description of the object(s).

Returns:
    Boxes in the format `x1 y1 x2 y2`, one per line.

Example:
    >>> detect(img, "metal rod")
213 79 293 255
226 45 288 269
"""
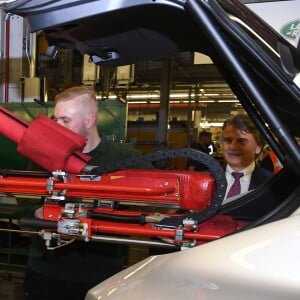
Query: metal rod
0 229 177 248
0 228 40 235
90 234 177 249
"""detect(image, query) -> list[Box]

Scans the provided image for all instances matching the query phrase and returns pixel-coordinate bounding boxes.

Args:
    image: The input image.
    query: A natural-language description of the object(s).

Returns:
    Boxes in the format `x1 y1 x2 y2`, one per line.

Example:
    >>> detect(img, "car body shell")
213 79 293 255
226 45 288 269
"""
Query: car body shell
86 213 300 300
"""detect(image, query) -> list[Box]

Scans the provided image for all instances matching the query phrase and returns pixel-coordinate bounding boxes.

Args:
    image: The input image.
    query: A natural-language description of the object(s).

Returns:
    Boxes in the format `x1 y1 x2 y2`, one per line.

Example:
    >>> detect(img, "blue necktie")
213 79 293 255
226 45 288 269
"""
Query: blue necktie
227 172 244 198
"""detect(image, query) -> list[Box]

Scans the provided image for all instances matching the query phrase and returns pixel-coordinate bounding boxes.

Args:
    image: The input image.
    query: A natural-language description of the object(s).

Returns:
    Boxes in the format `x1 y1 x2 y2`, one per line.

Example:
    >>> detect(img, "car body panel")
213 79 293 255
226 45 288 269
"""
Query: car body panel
86 212 300 300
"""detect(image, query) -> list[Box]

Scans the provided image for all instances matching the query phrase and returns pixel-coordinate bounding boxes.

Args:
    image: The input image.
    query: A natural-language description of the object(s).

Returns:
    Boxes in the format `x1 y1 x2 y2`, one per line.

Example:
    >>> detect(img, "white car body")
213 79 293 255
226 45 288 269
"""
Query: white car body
86 213 300 300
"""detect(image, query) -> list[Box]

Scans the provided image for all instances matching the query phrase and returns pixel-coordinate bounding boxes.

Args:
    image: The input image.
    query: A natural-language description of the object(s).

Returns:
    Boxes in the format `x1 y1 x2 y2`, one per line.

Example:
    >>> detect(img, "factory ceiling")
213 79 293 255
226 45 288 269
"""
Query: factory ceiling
43 49 235 122
108 52 239 122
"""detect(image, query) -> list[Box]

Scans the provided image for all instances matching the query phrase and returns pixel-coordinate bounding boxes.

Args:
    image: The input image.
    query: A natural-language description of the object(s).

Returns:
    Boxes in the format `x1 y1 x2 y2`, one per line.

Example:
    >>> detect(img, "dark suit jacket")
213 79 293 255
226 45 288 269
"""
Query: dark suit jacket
248 164 273 190
224 164 274 221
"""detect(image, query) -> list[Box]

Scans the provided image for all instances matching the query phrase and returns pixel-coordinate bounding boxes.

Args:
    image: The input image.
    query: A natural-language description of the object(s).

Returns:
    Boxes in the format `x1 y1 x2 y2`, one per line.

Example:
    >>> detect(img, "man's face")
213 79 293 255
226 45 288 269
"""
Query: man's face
200 136 211 147
54 100 87 137
222 125 262 170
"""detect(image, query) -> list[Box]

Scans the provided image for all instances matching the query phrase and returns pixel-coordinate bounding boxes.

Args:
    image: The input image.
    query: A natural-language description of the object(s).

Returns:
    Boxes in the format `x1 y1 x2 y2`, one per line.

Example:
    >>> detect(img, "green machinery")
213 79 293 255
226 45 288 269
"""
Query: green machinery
0 100 127 170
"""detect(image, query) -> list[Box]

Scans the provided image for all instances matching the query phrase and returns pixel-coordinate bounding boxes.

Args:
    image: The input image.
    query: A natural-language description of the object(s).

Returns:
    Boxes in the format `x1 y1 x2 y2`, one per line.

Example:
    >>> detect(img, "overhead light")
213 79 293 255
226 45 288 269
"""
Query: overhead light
96 95 117 100
170 93 192 98
218 100 239 103
129 101 160 104
200 122 224 127
129 101 147 104
127 94 159 99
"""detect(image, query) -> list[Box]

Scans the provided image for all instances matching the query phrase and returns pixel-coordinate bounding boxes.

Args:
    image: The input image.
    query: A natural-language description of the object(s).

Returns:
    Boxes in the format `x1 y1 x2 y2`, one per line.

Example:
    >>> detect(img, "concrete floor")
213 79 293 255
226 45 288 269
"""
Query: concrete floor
0 273 26 300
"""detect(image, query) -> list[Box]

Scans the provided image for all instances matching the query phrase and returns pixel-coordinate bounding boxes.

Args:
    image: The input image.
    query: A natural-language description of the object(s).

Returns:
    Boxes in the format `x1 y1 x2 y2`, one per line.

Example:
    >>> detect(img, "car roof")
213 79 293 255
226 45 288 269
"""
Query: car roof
2 0 300 174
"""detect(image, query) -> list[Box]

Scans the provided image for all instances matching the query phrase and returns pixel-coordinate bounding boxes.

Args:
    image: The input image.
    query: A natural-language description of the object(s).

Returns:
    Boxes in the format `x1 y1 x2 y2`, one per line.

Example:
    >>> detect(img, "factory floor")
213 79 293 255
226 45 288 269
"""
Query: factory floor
0 273 26 300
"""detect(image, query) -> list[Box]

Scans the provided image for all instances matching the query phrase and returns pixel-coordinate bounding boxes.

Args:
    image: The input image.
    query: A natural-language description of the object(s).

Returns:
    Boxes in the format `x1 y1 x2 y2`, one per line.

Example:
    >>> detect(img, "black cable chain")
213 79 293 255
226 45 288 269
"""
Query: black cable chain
90 148 227 226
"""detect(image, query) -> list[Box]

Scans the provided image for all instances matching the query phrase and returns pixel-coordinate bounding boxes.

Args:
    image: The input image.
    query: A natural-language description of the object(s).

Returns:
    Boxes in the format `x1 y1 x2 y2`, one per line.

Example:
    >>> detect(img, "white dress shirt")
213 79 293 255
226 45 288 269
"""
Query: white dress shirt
223 161 255 205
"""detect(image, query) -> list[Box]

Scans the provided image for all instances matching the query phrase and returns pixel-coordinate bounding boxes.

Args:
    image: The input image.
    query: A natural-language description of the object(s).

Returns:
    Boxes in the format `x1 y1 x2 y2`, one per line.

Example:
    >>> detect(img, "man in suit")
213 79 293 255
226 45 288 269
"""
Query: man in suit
186 131 213 171
221 114 273 205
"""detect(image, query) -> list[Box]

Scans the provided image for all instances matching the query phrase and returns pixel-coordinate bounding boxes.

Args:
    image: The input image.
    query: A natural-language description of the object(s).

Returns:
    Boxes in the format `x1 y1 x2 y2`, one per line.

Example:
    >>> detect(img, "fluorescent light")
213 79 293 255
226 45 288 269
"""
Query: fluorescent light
200 122 224 127
96 95 117 100
170 93 192 98
127 94 159 99
218 100 239 103
129 101 147 104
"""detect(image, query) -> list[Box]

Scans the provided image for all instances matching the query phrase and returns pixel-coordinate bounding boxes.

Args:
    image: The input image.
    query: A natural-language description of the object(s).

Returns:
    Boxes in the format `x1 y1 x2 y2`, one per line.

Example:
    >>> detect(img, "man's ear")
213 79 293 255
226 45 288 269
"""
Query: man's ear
86 113 96 129
255 144 263 155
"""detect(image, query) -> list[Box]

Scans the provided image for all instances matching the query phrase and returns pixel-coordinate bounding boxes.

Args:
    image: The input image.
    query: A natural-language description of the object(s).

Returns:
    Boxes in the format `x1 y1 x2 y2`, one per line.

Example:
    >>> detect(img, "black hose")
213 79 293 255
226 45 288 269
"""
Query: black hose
0 169 51 178
20 218 57 229
87 210 146 224
89 148 227 227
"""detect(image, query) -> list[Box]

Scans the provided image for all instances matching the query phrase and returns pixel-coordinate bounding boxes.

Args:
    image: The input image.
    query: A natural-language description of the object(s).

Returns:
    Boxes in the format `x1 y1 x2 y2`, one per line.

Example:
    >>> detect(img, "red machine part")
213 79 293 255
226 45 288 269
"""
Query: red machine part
43 202 245 245
0 169 215 210
39 169 245 246
89 215 245 245
0 106 90 173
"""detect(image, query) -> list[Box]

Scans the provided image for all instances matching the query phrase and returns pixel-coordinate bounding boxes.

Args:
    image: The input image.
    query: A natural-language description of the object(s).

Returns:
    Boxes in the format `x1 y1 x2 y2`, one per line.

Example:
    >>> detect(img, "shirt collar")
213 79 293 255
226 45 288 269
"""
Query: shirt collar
225 161 256 178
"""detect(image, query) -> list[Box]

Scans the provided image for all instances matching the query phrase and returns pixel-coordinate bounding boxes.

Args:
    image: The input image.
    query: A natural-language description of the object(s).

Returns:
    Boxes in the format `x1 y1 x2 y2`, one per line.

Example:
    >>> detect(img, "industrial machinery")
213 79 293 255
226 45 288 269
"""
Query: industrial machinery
0 106 244 250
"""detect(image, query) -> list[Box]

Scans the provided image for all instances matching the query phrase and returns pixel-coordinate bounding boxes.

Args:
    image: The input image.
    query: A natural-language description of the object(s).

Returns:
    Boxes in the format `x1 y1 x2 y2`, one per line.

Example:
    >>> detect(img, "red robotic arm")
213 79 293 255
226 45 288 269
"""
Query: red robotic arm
0 105 244 250
0 106 91 173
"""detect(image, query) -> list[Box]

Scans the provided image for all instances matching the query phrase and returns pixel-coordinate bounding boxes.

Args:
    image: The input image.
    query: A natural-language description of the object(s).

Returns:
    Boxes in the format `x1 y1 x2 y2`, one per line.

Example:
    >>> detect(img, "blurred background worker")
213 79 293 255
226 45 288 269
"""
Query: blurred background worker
221 114 273 205
260 147 283 174
186 131 214 171
19 85 153 300
260 137 300 174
